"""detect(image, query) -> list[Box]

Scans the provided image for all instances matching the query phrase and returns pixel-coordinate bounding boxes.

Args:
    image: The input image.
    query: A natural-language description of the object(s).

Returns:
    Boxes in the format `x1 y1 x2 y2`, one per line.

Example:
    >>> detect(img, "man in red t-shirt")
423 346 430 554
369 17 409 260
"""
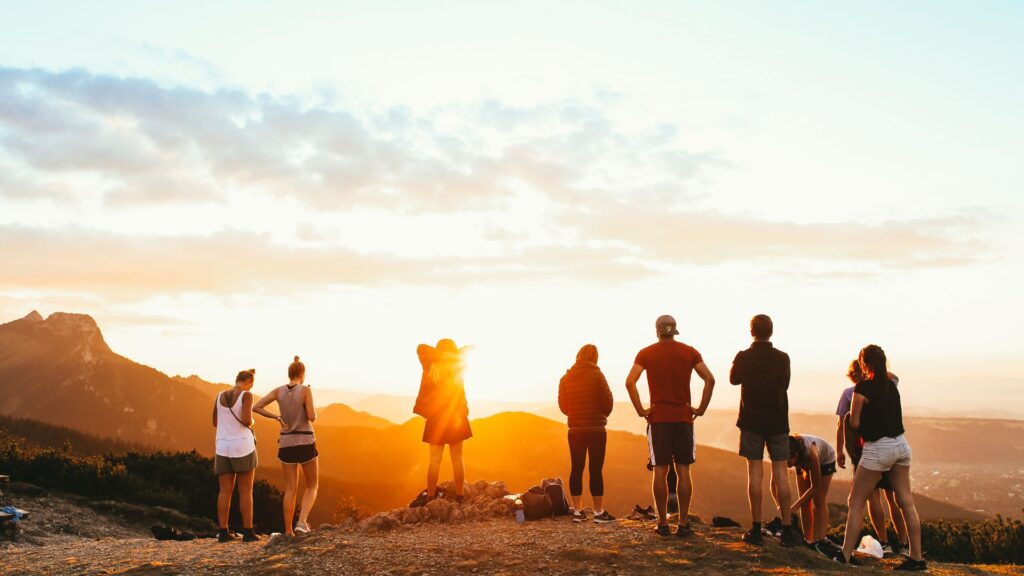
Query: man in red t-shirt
626 315 716 537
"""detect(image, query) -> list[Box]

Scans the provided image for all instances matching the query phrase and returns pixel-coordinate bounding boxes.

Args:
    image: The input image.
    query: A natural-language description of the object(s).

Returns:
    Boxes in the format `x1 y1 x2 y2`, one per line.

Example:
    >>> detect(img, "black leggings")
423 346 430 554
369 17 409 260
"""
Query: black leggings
568 429 607 497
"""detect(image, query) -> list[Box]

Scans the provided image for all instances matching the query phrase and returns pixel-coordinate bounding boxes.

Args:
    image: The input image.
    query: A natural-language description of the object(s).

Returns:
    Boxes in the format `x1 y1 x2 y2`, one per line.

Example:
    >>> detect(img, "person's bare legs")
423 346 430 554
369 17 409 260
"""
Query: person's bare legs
297 458 319 526
866 488 888 542
217 473 236 530
771 459 792 527
884 488 909 546
887 465 923 561
427 443 445 497
236 469 255 529
675 463 692 526
842 466 884 561
813 475 832 542
747 459 764 525
449 441 465 496
796 473 812 542
282 462 299 535
652 465 670 526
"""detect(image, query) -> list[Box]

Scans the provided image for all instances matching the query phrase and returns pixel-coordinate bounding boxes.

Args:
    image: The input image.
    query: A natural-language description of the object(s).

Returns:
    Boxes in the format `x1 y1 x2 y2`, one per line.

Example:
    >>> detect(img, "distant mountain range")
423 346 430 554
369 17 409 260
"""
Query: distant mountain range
0 311 1010 521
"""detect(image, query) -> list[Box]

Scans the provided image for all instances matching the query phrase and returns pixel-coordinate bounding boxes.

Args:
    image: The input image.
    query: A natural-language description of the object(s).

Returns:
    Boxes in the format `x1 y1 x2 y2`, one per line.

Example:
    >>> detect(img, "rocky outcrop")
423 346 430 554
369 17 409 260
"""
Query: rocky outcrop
357 480 514 533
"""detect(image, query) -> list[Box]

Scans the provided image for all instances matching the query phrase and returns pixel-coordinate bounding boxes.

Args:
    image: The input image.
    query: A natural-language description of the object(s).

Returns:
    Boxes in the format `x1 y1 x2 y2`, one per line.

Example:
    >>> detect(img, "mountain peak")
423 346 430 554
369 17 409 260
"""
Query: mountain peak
44 312 103 336
22 310 44 322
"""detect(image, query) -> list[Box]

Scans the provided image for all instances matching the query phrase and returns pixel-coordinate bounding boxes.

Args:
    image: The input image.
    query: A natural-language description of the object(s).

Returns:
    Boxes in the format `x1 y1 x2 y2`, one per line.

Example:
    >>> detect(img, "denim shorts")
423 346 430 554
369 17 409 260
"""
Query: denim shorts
860 435 912 472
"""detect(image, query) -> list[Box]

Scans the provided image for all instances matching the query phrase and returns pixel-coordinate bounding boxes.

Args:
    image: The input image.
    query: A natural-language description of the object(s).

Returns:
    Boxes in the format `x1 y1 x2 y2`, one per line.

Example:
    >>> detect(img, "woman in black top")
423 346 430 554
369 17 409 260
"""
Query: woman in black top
558 344 614 523
835 345 925 571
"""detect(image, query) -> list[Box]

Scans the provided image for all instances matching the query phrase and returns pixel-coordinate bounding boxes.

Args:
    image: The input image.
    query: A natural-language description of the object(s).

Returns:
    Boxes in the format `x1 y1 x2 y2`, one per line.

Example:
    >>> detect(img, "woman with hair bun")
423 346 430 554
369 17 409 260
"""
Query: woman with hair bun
212 369 259 542
254 356 319 535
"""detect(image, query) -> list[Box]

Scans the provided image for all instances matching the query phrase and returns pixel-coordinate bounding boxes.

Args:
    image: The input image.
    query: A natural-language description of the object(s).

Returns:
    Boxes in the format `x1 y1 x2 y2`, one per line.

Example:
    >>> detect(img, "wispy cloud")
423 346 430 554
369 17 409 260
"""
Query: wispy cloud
0 65 994 298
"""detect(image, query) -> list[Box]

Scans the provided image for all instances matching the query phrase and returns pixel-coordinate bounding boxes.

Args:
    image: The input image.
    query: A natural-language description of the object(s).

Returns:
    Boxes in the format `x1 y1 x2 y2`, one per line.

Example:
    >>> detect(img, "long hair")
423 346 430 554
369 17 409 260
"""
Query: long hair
859 345 887 380
788 434 809 469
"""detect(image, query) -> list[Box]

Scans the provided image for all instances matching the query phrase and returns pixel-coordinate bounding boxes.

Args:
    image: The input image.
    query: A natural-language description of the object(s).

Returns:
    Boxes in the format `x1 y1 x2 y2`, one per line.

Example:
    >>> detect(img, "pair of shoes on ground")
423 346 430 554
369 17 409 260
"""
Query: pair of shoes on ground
571 509 616 524
409 487 447 508
632 504 657 521
217 528 260 543
655 523 692 538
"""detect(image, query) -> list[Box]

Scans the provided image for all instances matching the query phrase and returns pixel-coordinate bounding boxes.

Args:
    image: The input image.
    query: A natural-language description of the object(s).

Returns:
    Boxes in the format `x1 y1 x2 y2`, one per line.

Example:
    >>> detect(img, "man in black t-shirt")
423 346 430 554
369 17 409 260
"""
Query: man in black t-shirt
729 315 801 547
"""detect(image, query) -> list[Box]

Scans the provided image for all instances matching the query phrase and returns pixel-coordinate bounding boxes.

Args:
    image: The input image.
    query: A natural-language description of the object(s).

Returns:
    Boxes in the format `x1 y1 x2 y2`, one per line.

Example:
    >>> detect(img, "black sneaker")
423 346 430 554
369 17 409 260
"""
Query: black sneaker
814 539 838 556
572 509 586 523
828 548 862 566
674 524 693 538
216 529 236 543
779 526 804 548
593 511 615 524
633 504 657 521
763 517 783 538
742 528 764 545
655 524 672 537
893 558 927 571
409 489 431 508
240 528 260 543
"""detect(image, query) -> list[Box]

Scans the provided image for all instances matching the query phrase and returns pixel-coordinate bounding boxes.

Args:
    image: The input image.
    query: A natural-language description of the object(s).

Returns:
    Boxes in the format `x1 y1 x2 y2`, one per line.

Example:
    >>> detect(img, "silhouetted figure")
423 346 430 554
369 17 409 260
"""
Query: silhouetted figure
212 369 259 543
626 314 715 537
784 433 836 547
253 356 319 536
558 344 615 523
836 345 925 570
837 360 909 557
729 314 800 547
413 339 471 505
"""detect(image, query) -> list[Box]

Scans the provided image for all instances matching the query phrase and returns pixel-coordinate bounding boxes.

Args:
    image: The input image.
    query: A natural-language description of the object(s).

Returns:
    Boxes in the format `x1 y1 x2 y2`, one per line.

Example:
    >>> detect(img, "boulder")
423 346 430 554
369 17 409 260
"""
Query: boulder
360 512 400 533
426 498 452 522
484 481 509 499
400 507 420 525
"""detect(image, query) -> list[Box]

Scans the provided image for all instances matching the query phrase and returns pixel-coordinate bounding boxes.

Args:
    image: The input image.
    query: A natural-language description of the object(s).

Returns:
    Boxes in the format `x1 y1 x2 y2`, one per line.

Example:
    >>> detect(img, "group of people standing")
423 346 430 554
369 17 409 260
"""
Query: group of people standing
210 314 926 571
212 357 320 542
555 314 927 571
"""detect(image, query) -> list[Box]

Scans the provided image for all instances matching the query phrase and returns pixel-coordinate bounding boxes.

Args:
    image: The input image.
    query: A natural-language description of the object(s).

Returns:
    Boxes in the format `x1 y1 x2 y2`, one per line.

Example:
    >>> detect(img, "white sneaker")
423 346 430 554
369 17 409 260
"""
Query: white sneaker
294 521 312 534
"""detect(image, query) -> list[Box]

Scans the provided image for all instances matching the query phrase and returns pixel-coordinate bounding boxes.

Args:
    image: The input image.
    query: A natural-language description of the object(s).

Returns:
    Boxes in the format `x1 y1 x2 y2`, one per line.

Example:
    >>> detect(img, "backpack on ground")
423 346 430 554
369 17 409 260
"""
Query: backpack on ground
541 477 570 516
520 486 553 520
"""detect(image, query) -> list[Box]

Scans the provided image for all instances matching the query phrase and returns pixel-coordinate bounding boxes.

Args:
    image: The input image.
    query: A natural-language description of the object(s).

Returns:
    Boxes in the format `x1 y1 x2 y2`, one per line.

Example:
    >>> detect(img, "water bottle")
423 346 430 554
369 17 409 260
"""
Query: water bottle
515 498 525 523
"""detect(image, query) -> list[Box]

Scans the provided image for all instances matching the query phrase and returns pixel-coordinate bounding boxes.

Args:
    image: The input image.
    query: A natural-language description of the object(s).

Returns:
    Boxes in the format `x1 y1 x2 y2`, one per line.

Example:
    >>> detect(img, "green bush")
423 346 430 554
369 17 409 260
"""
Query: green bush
0 438 283 533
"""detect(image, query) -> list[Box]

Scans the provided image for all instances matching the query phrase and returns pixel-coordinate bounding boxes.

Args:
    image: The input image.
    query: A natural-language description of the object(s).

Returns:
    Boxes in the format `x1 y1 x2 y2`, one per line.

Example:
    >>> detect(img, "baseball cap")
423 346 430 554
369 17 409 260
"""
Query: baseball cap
656 315 680 336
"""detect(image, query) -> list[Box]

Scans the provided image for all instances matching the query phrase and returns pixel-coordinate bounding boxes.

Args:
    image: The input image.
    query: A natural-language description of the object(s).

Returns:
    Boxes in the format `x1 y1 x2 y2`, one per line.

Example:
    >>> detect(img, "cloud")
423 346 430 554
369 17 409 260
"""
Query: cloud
0 226 655 298
0 65 993 284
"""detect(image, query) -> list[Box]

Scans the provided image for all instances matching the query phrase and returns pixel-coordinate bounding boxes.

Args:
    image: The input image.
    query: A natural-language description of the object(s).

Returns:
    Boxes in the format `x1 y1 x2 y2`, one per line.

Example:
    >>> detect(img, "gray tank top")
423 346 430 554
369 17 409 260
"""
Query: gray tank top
276 384 315 448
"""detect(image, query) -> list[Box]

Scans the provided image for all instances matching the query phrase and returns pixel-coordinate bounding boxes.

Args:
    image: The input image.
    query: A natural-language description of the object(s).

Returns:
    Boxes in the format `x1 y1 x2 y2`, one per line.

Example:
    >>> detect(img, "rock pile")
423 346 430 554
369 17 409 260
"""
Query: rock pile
357 480 515 533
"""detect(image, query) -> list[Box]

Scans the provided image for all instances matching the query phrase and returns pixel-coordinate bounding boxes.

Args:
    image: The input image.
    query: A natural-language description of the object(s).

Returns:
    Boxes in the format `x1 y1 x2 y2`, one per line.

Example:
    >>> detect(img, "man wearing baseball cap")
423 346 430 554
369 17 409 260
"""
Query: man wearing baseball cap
626 314 716 538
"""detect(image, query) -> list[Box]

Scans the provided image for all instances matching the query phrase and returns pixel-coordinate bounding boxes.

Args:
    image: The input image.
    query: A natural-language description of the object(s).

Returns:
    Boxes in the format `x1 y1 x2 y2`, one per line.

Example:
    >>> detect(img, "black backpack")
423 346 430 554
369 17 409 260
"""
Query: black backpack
520 486 553 520
541 477 570 516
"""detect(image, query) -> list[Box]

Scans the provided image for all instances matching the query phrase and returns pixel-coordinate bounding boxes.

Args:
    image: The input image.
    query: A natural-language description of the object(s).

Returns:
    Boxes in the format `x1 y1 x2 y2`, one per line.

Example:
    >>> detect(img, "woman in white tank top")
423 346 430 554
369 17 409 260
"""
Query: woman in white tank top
254 356 319 536
212 369 259 542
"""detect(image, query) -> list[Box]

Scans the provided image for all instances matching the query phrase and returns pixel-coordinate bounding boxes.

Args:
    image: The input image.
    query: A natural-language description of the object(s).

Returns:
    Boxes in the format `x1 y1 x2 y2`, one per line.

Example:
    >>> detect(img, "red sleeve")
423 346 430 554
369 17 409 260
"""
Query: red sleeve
634 348 647 368
691 347 703 365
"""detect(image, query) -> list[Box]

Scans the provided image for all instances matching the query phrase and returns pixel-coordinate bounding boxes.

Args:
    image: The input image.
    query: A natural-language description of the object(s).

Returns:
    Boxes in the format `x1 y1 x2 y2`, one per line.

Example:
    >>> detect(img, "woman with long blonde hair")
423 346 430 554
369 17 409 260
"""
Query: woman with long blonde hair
411 338 472 506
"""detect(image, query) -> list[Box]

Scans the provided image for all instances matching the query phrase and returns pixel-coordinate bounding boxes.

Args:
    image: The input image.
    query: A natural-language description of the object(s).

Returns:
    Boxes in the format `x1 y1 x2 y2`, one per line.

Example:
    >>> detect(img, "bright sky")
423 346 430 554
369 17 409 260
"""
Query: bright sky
1 1 1022 416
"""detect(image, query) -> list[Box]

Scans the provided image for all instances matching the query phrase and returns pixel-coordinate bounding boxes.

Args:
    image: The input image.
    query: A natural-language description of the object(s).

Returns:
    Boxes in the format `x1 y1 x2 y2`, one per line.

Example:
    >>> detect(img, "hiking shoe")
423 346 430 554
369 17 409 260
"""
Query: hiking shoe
572 509 586 523
294 521 311 535
881 542 894 557
674 524 693 538
893 558 927 571
240 528 261 543
593 511 615 524
409 489 431 508
216 529 237 543
814 539 839 556
763 517 783 538
655 524 672 537
898 543 912 558
779 526 804 548
633 504 657 521
742 528 764 545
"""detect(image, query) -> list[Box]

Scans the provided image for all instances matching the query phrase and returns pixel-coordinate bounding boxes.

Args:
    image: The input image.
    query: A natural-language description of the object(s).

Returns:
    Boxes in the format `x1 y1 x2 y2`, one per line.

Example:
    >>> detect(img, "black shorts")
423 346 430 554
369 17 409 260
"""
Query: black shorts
278 443 318 464
820 461 837 477
647 422 695 467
